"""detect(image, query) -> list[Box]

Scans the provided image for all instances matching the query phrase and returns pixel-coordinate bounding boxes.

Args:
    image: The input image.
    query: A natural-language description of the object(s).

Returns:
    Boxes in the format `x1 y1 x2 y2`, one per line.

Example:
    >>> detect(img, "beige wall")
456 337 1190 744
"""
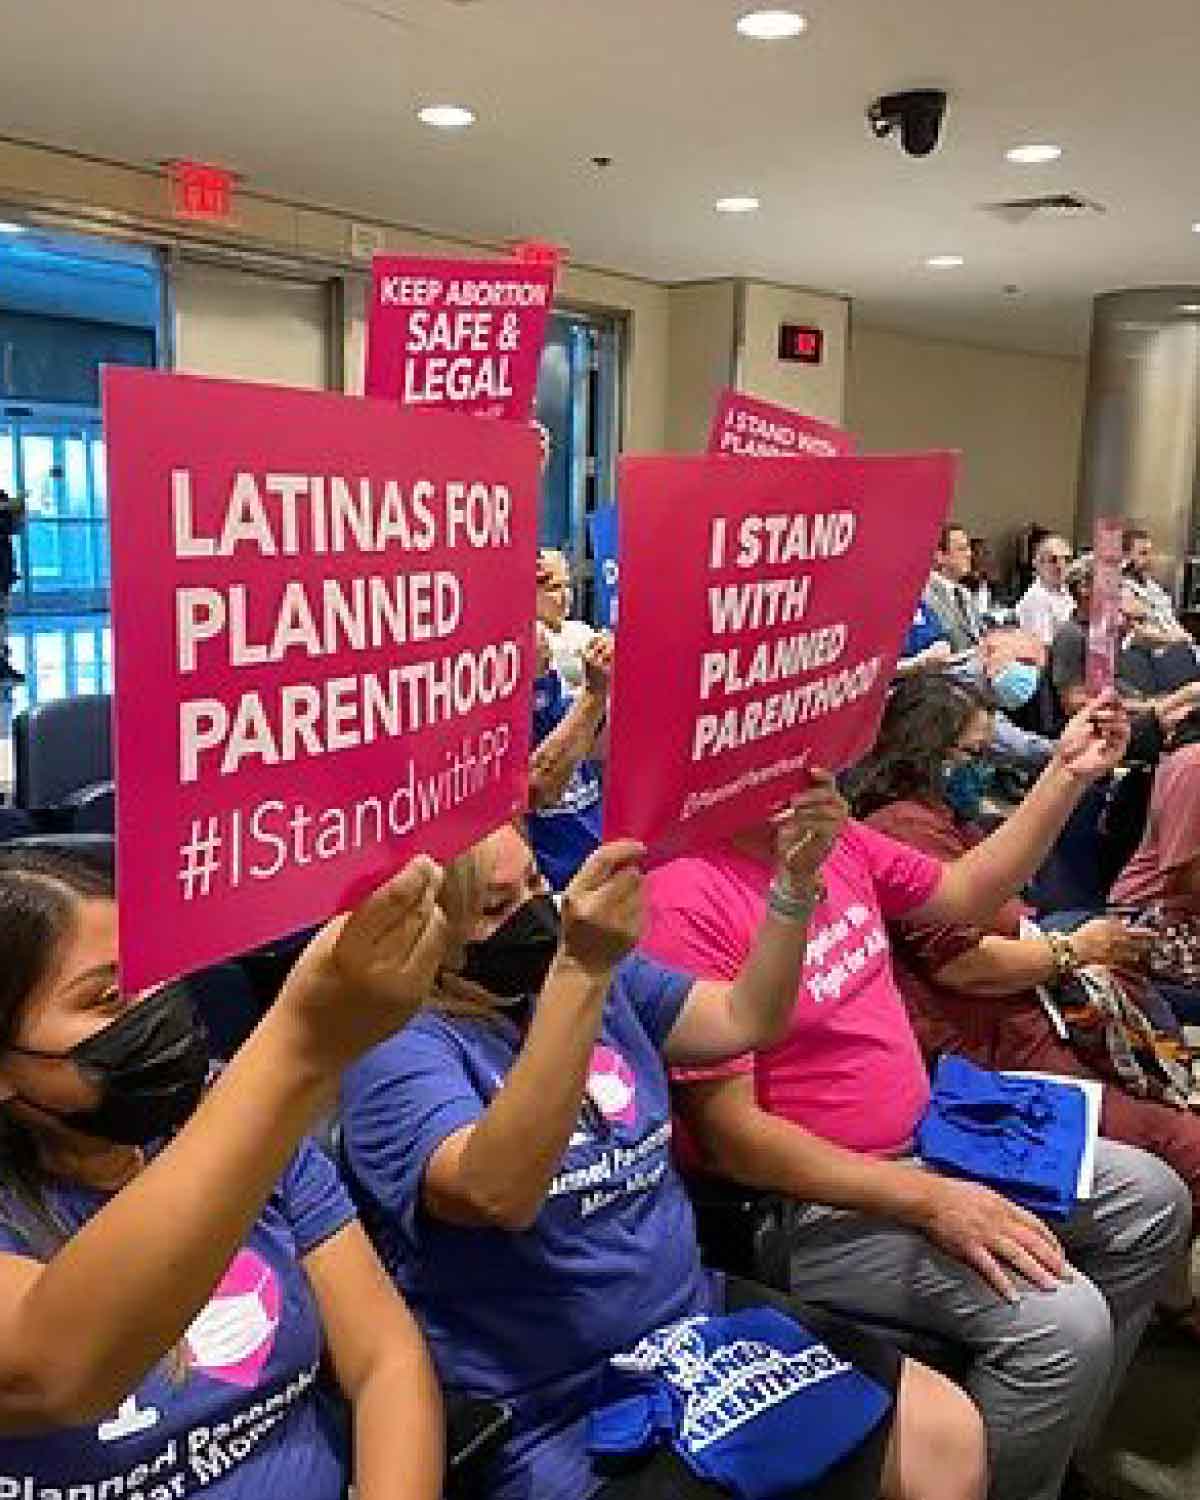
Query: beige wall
661 278 849 450
665 281 737 451
845 324 1087 557
740 284 849 425
0 137 670 450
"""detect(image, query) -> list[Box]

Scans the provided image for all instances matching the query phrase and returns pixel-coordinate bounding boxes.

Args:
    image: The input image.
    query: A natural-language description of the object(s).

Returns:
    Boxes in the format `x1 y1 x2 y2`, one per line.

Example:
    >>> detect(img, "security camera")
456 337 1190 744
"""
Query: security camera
868 89 948 157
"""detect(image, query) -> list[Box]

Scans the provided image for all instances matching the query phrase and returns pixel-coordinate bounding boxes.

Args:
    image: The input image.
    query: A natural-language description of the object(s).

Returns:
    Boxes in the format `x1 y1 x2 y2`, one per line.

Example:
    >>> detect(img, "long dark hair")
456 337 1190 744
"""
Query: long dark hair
0 844 115 1257
845 677 988 820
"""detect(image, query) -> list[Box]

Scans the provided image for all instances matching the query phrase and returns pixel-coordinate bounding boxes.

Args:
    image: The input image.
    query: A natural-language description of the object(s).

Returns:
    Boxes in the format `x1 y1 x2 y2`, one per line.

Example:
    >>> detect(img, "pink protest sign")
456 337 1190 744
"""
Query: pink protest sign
708 388 856 460
1087 518 1125 696
605 453 957 858
104 368 538 990
365 256 555 421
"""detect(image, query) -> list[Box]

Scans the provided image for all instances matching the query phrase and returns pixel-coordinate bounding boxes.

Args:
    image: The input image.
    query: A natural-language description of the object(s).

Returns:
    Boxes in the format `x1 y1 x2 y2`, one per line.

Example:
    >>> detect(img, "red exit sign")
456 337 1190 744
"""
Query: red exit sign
778 323 824 365
167 161 237 224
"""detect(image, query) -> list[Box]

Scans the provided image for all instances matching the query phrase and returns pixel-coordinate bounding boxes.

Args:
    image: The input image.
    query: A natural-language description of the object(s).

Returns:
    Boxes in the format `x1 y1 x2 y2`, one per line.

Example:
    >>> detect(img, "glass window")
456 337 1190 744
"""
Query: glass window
29 630 67 703
21 436 59 519
65 436 91 517
91 438 107 515
0 428 15 498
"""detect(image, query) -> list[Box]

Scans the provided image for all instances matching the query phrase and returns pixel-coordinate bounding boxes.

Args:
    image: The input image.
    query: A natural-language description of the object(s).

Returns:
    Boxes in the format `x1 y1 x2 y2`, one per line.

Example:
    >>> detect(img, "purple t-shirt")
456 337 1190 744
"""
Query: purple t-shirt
339 954 718 1500
0 1140 354 1500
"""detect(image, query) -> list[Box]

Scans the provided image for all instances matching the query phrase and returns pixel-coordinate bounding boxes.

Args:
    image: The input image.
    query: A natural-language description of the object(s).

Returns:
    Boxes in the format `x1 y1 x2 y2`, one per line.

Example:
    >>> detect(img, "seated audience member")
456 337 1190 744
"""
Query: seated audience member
1051 559 1199 737
641 696 1189 1500
1016 535 1075 646
527 624 610 890
0 845 445 1498
950 628 1055 769
1112 711 1200 911
1120 587 1200 694
845 677 1200 1305
1123 528 1194 646
924 525 985 652
537 548 595 689
340 819 986 1500
898 592 1052 767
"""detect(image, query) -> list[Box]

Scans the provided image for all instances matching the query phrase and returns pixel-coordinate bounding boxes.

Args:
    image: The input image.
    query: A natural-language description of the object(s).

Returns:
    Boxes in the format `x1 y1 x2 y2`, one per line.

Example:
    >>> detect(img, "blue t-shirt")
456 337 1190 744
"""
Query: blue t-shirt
0 1140 354 1500
903 600 948 659
339 954 716 1500
528 669 604 891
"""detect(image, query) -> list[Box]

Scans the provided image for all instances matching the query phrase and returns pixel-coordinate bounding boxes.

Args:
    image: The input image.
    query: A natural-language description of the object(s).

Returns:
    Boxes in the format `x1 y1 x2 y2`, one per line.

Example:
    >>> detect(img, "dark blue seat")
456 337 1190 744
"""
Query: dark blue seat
14 693 112 807
685 1174 967 1378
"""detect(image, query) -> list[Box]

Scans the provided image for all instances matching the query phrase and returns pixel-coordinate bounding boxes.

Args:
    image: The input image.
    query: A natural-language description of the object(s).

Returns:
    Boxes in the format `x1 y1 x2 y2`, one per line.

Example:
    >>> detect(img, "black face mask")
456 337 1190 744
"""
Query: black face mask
11 982 210 1146
459 896 561 1002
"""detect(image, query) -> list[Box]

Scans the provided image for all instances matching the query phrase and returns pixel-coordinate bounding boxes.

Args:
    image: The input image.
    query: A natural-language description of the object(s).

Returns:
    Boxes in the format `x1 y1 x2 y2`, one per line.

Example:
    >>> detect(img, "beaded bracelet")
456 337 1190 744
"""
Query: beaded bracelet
767 877 826 924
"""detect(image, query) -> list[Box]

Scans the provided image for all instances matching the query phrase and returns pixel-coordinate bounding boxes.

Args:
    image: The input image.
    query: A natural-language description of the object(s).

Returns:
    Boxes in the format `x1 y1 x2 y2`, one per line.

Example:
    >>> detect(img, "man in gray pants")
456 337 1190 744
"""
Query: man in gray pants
644 699 1188 1500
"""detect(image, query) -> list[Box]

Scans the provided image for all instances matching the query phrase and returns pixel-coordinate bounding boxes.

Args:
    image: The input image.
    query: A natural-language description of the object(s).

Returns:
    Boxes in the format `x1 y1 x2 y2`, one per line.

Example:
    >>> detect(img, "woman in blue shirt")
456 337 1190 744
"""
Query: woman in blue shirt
340 792 987 1500
0 842 446 1500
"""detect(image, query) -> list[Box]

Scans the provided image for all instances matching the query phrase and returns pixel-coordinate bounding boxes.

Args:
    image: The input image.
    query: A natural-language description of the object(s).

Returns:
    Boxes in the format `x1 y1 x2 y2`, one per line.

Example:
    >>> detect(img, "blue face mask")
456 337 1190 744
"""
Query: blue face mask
991 661 1040 712
942 760 995 822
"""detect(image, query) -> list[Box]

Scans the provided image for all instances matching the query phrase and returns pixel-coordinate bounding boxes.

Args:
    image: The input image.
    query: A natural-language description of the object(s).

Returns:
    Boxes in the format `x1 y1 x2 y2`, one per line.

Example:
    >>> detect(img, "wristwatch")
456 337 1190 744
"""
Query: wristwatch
1045 930 1081 983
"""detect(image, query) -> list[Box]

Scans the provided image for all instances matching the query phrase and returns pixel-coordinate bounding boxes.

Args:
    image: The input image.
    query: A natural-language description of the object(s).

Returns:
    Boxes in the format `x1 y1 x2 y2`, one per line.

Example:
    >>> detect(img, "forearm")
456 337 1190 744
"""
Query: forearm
688 1095 932 1224
723 904 814 1051
353 1324 444 1500
456 956 607 1226
1157 683 1200 717
941 759 1084 920
529 692 606 808
935 936 1057 996
15 1007 334 1419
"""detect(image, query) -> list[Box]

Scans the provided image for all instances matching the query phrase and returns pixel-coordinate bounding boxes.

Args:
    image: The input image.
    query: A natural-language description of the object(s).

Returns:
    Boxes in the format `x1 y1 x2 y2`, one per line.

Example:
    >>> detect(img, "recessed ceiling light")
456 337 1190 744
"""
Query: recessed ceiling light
925 254 964 269
1178 304 1200 315
736 9 808 40
1192 222 1200 234
0 222 26 235
715 196 761 214
1005 143 1063 165
417 104 476 130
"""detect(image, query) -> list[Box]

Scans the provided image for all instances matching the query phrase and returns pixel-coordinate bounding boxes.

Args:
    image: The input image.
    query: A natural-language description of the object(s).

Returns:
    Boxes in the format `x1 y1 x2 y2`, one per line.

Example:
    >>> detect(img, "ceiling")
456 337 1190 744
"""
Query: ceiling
3 0 1200 356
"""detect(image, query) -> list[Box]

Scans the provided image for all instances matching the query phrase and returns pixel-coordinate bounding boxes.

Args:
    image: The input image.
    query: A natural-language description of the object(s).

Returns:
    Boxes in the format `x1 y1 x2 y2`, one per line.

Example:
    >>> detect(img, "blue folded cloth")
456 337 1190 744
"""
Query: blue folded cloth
588 1308 891 1499
917 1055 1088 1220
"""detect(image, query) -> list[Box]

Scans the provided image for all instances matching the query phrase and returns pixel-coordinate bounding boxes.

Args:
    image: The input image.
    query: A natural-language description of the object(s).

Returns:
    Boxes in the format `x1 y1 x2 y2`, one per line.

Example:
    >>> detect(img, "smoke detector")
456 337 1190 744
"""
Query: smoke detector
980 192 1106 224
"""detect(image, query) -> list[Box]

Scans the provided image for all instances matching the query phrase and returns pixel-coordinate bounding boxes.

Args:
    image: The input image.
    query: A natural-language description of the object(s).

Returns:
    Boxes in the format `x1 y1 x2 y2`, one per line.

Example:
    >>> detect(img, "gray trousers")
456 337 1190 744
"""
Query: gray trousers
784 1140 1189 1500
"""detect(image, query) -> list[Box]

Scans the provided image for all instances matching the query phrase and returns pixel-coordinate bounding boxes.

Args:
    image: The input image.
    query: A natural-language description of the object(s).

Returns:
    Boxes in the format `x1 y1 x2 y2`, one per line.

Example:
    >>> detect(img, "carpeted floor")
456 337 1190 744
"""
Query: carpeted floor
1085 1328 1200 1499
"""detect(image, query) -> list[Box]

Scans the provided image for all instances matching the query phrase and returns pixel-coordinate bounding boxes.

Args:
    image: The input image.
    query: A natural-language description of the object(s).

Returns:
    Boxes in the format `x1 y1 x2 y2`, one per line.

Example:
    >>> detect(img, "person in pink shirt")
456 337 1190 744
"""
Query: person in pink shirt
1111 727 1200 909
642 695 1189 1500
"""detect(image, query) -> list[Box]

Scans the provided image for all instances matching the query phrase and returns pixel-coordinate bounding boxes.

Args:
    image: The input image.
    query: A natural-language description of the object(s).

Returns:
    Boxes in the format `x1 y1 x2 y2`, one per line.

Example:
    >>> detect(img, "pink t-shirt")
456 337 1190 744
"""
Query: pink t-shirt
642 822 942 1157
1111 744 1200 907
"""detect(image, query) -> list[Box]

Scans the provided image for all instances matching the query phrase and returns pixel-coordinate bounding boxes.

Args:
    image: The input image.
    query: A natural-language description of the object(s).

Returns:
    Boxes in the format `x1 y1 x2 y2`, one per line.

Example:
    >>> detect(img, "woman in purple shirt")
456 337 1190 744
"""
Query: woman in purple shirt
0 842 446 1500
342 794 987 1500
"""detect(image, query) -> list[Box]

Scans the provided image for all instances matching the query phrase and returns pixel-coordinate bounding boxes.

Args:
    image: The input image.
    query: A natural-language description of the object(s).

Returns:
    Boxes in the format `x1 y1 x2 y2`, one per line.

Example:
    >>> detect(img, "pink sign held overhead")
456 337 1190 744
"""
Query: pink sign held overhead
708 388 856 460
104 368 539 990
604 453 957 859
1087 518 1126 696
365 256 555 421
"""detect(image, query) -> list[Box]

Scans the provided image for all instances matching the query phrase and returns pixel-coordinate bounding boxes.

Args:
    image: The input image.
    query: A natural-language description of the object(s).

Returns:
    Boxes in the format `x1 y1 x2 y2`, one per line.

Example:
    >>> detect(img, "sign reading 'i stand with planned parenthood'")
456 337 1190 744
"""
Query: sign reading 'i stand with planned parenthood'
707 388 857 460
604 452 958 859
105 369 540 990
